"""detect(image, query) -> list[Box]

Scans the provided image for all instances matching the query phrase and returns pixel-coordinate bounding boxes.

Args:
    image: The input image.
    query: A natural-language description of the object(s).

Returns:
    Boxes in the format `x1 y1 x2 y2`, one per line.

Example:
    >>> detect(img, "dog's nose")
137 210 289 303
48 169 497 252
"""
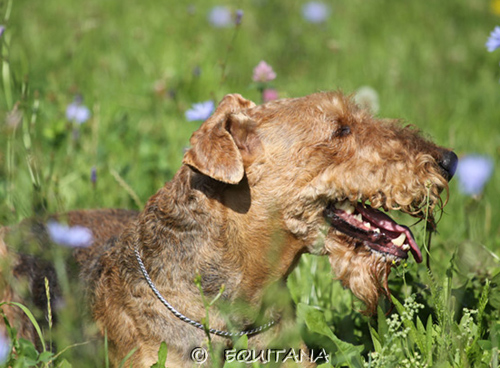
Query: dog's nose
439 150 458 181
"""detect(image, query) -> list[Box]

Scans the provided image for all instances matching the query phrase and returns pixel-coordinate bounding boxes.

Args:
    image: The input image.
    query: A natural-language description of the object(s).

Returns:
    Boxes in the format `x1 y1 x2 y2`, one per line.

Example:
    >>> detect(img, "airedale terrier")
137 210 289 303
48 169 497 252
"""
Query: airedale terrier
78 91 457 367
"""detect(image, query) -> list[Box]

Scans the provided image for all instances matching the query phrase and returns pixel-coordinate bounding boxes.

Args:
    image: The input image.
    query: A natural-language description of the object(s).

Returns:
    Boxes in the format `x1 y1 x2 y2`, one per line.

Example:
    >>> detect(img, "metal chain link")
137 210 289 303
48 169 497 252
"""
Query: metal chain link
134 247 276 338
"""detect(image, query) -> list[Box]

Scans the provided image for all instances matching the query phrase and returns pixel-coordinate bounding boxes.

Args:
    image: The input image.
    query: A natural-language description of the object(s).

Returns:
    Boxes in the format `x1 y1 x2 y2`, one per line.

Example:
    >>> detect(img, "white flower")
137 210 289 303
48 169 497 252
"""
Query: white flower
354 86 380 114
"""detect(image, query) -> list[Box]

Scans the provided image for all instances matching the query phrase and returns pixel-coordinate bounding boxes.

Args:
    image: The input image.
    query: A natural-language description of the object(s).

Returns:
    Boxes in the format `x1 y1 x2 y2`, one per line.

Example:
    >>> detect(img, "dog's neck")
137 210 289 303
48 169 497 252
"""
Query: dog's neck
140 166 307 307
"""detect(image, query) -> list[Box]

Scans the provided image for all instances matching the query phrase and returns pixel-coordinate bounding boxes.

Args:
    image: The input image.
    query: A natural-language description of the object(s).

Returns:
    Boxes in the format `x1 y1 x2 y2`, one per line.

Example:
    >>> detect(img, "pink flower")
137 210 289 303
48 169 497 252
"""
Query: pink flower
262 89 279 102
252 61 277 82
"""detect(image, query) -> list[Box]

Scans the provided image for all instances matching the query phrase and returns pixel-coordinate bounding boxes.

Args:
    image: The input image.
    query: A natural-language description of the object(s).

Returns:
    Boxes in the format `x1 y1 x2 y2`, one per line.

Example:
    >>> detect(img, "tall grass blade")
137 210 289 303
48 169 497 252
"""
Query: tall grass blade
0 301 46 352
119 347 139 368
110 169 143 209
104 329 109 368
1 54 13 110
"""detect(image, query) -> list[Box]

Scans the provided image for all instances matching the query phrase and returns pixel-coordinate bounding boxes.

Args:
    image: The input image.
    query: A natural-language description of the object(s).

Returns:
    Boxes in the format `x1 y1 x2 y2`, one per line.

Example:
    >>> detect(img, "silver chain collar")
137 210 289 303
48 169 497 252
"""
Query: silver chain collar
134 247 277 338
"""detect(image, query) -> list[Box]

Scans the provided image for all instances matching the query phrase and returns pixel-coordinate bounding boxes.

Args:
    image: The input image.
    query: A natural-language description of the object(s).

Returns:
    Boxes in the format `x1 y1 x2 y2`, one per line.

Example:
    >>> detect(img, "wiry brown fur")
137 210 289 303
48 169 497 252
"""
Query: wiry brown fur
0 209 138 344
76 92 453 367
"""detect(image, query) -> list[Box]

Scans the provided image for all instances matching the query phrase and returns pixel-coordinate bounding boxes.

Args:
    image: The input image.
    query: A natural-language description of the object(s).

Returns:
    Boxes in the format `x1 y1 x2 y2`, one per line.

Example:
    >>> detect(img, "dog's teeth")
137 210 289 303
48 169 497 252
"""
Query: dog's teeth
392 233 406 247
364 222 371 229
334 200 345 209
335 200 355 214
373 228 380 233
354 214 362 222
402 244 410 251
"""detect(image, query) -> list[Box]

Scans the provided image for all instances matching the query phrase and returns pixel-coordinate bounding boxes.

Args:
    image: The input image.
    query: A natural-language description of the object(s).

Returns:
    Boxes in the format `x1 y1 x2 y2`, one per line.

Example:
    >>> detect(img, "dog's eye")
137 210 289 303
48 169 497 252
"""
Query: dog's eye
334 125 351 138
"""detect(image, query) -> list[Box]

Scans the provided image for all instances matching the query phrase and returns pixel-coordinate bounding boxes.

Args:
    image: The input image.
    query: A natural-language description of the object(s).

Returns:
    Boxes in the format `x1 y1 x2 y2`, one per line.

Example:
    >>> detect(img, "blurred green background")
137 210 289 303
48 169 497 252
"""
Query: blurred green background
1 0 499 366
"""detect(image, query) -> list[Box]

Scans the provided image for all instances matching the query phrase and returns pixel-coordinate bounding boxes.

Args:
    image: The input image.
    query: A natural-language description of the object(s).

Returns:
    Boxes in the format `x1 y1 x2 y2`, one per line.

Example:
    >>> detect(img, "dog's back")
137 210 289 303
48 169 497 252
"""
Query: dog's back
0 209 138 345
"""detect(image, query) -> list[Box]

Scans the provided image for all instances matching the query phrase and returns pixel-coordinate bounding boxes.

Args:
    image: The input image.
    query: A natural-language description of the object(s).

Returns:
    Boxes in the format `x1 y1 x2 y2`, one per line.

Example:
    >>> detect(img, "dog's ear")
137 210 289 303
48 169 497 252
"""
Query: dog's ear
183 94 259 184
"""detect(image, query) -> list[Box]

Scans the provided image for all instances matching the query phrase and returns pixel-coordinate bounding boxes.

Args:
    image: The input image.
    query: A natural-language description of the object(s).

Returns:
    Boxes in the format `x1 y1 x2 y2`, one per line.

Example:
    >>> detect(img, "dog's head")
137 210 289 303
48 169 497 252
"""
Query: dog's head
183 92 456 312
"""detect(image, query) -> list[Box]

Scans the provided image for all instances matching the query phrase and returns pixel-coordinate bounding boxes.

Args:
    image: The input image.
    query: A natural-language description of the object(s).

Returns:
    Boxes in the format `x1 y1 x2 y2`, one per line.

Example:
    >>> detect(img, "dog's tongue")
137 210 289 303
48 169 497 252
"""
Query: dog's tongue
356 204 423 263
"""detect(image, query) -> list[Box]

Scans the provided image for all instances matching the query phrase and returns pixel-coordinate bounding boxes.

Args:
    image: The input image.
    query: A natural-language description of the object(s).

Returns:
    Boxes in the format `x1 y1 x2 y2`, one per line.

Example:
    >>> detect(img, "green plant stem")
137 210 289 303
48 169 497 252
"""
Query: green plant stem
220 25 241 85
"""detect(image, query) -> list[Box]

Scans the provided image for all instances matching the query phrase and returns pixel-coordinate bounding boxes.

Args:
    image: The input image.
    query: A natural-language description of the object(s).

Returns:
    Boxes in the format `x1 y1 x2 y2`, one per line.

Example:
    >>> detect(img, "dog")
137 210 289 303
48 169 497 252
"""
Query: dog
71 91 457 367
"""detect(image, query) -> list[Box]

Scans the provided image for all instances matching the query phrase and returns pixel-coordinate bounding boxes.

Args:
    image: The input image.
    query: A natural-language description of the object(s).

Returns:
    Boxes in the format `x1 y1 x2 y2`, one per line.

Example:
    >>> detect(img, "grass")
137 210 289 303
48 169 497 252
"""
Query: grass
1 0 499 366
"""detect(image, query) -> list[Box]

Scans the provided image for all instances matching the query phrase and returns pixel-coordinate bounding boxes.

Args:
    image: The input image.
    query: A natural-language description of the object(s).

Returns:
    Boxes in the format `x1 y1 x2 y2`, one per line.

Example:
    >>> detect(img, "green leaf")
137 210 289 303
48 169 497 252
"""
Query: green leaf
234 335 248 350
18 338 39 361
426 315 434 365
477 340 492 351
0 301 46 352
368 325 382 353
488 273 500 310
297 303 363 367
222 334 249 368
415 315 428 357
57 359 73 368
149 342 167 368
38 350 55 363
376 306 388 344
16 355 39 367
416 315 426 339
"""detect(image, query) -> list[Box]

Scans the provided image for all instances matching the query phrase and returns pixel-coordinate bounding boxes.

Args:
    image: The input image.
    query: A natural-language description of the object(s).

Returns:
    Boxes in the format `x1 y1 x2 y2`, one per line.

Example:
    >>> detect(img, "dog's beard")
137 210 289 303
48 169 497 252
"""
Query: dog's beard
324 234 392 314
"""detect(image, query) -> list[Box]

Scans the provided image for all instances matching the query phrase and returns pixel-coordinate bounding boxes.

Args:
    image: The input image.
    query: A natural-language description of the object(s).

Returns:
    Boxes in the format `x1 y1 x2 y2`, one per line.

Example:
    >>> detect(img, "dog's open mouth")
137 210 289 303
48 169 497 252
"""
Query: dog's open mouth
324 201 423 263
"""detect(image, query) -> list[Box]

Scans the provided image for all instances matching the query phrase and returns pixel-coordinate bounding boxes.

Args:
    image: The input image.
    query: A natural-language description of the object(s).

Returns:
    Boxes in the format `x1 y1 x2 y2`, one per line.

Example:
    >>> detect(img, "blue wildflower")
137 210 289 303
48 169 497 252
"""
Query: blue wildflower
0 334 9 365
46 221 93 247
208 6 232 28
486 26 500 52
185 101 215 121
0 25 5 38
66 96 91 124
235 9 244 25
91 166 97 184
456 154 494 196
192 66 201 77
302 2 330 24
